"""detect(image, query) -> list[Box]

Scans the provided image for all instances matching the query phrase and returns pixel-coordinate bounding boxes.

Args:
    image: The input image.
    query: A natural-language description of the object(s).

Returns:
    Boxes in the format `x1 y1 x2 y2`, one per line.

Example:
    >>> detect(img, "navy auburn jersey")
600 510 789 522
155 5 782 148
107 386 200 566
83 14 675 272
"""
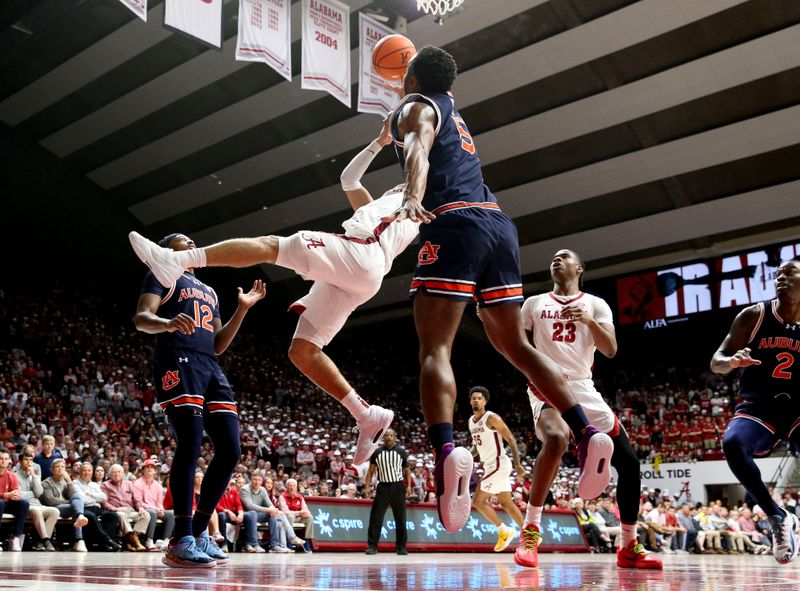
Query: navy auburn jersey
141 271 220 358
739 299 800 401
391 91 496 211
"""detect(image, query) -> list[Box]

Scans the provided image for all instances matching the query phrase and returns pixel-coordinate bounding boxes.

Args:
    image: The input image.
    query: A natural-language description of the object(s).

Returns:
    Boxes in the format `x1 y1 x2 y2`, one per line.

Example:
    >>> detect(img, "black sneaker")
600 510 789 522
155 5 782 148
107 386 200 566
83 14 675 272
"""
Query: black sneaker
365 547 378 555
397 548 408 555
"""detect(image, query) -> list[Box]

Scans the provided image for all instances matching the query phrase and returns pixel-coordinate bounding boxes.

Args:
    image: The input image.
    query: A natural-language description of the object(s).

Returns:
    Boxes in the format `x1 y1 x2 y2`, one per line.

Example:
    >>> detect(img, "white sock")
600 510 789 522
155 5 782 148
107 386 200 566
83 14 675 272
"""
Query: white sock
173 248 207 270
341 390 370 422
621 522 637 548
525 505 543 528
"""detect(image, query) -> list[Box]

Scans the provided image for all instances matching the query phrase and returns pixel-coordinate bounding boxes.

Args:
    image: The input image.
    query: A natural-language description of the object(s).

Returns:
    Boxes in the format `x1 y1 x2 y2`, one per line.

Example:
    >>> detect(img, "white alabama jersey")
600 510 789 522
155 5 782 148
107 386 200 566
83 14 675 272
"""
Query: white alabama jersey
521 292 613 380
341 185 420 275
468 411 507 464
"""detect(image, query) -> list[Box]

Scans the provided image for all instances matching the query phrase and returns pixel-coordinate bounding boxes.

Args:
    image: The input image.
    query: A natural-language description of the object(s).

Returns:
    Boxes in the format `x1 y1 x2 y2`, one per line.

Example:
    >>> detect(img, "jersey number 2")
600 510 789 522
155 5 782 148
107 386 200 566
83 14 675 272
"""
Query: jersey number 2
452 115 475 155
192 301 214 332
553 322 576 343
772 352 794 380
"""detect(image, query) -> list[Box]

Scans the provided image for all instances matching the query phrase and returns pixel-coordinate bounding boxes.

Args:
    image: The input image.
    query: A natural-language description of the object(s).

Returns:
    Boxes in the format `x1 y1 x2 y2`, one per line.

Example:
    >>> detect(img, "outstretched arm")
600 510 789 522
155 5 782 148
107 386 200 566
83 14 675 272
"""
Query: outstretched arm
213 279 266 355
382 102 437 224
710 305 762 374
340 113 394 211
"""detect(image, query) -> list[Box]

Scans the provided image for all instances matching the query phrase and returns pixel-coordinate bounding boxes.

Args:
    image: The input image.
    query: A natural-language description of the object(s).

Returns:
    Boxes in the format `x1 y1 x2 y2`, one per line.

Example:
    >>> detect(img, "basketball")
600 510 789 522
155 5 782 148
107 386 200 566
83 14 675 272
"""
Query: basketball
372 34 416 82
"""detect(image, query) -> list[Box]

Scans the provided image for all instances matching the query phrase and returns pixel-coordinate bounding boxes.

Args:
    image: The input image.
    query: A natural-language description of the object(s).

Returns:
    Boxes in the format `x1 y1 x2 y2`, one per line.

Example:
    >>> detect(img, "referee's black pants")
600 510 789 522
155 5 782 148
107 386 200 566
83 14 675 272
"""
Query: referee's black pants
367 482 407 550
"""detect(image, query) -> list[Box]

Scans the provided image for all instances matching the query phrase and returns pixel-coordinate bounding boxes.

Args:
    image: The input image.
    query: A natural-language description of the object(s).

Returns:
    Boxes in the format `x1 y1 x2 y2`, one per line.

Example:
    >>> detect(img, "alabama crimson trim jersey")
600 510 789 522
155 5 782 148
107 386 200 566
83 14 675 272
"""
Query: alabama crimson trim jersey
468 411 507 464
521 292 613 380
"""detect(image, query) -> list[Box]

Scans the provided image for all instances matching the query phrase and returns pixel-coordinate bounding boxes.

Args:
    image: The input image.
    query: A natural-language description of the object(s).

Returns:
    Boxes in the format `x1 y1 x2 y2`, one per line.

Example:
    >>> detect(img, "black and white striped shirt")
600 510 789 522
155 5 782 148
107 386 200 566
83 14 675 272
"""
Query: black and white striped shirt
370 445 408 484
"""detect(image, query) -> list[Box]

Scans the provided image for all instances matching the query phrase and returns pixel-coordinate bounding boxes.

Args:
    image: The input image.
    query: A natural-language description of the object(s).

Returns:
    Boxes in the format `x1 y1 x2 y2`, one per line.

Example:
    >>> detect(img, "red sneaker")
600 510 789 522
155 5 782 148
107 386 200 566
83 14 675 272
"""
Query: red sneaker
617 540 663 569
513 524 542 568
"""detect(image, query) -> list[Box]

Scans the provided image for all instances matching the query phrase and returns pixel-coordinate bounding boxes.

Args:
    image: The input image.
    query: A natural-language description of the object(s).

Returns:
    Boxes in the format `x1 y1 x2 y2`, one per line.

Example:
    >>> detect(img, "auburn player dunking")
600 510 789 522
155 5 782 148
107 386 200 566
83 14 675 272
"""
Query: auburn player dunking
712 259 800 565
381 45 612 532
515 249 661 570
133 234 265 568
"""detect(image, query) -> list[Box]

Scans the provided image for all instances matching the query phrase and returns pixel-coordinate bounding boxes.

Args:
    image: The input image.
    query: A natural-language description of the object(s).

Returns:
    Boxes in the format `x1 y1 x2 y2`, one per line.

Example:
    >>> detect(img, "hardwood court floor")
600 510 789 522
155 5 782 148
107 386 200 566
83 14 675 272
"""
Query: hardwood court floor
0 551 797 590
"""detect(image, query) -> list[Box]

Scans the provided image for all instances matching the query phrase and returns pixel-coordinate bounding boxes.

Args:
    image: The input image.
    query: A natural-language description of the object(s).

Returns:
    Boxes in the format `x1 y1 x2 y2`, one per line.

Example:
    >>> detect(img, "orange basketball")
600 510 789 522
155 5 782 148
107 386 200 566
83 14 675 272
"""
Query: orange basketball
372 34 416 82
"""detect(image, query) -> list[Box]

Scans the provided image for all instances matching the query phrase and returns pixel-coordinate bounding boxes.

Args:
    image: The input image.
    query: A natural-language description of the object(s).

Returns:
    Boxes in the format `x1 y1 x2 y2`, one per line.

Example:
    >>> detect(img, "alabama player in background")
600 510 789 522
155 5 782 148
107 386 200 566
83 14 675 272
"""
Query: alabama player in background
712 259 800 564
515 249 662 570
129 116 414 467
467 386 526 552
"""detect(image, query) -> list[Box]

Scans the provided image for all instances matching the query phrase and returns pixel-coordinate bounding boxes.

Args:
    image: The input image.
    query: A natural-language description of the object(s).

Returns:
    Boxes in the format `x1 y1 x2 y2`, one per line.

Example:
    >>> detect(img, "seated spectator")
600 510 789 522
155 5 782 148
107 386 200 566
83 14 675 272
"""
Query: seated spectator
340 483 358 499
338 456 360 489
696 505 723 553
313 448 330 480
41 458 89 552
676 504 704 553
296 442 314 478
70 461 121 551
727 509 768 554
588 500 619 548
14 445 59 551
101 464 149 551
278 478 315 553
94 465 106 484
597 499 622 547
133 458 174 549
738 507 770 550
241 472 295 553
34 435 62 480
574 498 605 552
664 506 687 551
0 447 30 551
217 475 261 553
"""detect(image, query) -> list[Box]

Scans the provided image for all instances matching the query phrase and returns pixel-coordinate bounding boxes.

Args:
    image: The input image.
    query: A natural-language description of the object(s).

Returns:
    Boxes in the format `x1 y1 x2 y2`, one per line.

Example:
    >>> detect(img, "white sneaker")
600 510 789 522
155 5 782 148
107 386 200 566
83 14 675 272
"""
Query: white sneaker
155 539 167 550
434 443 474 533
128 231 185 288
254 544 266 553
354 405 394 465
73 540 88 552
243 544 257 553
10 535 23 552
270 546 292 553
144 538 156 550
768 508 799 565
74 514 89 529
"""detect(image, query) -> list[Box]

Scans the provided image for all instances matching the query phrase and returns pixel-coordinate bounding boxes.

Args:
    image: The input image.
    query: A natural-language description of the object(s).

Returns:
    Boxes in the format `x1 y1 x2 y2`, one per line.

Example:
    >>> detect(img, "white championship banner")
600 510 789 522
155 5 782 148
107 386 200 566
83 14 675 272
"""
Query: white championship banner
301 0 351 108
164 0 223 50
117 0 148 21
235 0 292 81
357 13 401 116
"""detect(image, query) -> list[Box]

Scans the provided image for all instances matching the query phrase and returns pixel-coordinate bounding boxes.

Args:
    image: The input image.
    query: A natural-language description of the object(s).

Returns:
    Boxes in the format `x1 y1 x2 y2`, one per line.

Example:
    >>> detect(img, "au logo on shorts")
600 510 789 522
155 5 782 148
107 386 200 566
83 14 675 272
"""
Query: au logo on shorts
161 370 180 391
417 241 440 265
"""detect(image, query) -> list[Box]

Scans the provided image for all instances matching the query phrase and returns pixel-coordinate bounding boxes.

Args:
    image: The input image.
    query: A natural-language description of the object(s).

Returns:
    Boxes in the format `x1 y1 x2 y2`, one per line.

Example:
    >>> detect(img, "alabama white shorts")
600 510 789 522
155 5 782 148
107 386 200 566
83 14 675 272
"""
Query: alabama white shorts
276 231 385 348
480 456 512 494
528 379 616 441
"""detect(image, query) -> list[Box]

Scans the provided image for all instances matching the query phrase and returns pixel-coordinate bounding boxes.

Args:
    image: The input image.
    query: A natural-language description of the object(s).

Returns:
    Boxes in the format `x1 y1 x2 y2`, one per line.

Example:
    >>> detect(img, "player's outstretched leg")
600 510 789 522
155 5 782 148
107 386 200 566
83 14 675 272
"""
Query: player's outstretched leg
480 304 613 499
472 489 517 552
288 337 394 465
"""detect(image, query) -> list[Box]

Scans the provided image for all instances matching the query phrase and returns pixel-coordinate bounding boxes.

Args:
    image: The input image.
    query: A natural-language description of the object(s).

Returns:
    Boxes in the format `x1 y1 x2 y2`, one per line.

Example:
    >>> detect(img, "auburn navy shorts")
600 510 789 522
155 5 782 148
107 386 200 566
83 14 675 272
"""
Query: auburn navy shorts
409 203 523 307
153 348 237 417
728 398 800 452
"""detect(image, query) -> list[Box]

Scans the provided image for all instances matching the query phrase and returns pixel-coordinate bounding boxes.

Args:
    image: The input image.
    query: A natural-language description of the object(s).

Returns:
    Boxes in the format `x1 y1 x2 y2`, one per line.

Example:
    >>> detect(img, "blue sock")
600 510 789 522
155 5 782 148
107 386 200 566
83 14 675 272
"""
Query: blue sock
428 423 454 456
562 405 590 443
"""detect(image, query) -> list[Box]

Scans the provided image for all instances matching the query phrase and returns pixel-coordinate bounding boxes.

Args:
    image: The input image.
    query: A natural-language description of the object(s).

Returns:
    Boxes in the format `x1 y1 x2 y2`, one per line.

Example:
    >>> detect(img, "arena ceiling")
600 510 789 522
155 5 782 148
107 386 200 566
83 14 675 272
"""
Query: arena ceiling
3 0 800 324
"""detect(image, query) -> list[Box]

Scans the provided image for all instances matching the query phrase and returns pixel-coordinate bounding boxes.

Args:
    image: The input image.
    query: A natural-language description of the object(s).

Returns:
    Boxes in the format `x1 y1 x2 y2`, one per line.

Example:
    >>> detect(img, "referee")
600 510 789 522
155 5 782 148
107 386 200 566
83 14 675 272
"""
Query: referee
364 429 412 555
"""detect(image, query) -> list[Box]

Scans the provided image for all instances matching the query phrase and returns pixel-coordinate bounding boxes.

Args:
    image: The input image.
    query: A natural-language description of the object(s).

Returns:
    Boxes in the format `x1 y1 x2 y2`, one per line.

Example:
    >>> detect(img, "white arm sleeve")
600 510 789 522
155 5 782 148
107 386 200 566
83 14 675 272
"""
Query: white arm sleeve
340 140 382 191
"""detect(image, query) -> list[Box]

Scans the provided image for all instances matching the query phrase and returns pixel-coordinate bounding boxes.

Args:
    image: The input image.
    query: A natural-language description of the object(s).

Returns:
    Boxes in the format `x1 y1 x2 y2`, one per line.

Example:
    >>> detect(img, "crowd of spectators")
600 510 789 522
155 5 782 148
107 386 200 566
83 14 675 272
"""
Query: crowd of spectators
0 284 792 552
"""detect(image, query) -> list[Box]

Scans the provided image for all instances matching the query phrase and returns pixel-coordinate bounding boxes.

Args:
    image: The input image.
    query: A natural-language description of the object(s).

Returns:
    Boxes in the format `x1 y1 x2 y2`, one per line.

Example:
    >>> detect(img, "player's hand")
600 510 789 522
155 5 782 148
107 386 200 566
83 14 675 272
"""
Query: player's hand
381 197 435 224
238 279 267 309
376 111 394 147
406 487 413 498
560 304 591 324
166 313 195 335
514 463 526 480
729 348 761 368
